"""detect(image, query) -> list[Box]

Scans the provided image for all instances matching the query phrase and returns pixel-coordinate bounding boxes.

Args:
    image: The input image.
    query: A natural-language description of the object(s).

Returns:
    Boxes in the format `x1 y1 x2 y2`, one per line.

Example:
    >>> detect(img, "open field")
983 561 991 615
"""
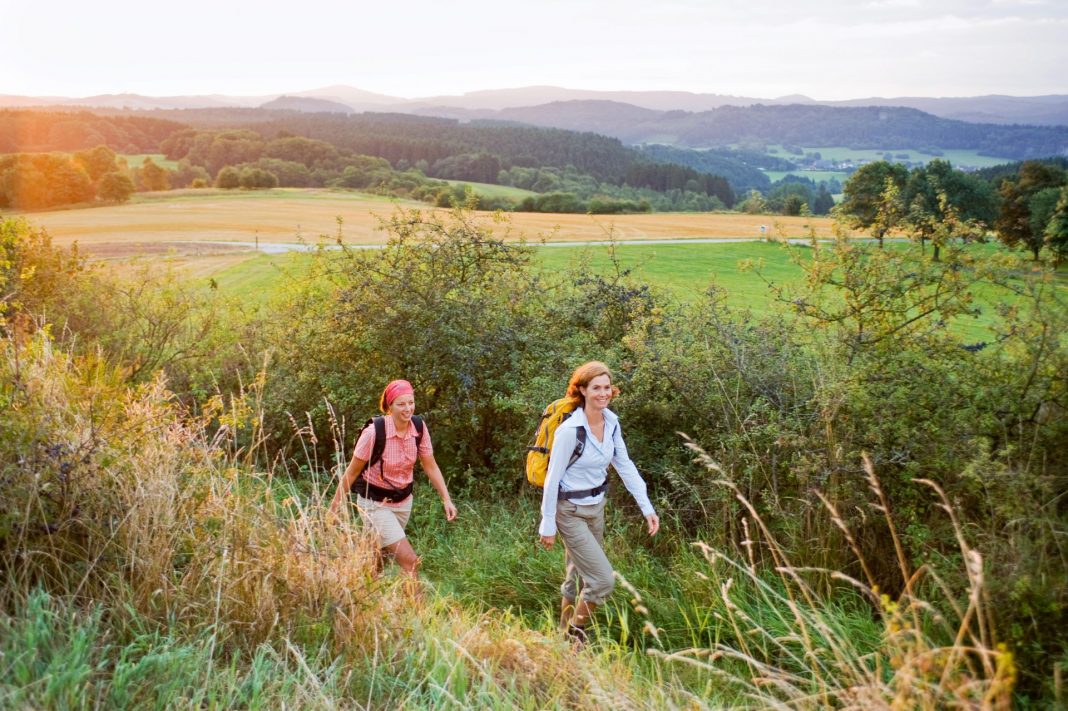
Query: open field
210 239 1054 343
119 153 179 169
771 145 1011 169
763 169 849 184
18 187 1055 343
443 179 538 200
15 187 842 254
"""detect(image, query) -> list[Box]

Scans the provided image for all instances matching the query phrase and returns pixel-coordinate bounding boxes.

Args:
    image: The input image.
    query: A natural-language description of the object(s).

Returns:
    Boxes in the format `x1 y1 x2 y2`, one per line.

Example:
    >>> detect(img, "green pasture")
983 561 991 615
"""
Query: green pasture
211 251 318 295
768 145 1010 170
443 180 537 200
210 239 1053 343
763 169 849 184
119 153 179 170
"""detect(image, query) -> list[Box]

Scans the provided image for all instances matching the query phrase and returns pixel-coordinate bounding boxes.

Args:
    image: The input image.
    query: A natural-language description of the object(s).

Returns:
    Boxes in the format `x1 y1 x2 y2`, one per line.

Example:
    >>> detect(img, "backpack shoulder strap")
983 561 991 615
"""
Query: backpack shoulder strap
412 415 424 452
568 426 586 469
367 416 387 471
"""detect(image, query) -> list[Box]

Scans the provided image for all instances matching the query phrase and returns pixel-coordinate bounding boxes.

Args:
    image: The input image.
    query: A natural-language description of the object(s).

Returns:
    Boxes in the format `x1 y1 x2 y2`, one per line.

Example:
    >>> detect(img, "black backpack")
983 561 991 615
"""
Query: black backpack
350 415 424 502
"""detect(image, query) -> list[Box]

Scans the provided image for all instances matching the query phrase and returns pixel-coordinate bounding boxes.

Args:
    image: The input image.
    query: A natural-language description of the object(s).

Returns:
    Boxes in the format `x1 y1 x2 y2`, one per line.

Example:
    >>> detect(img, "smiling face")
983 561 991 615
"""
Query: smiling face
389 393 416 425
579 374 613 413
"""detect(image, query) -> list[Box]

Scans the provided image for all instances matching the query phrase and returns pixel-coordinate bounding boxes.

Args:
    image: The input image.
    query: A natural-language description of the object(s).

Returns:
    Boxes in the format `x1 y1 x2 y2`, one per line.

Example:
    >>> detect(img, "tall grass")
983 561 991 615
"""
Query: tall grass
0 330 707 708
0 328 1025 708
633 448 1016 710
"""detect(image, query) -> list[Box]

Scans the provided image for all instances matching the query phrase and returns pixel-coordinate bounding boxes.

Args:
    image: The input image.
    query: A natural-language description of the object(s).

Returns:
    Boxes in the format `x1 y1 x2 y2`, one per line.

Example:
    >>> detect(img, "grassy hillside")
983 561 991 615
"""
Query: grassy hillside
2 211 1061 706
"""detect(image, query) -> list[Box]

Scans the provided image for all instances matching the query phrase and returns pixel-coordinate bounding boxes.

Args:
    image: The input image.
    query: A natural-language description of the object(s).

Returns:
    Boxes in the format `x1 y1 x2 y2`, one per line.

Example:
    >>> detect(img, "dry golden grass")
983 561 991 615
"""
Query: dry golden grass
15 188 840 250
640 444 1017 710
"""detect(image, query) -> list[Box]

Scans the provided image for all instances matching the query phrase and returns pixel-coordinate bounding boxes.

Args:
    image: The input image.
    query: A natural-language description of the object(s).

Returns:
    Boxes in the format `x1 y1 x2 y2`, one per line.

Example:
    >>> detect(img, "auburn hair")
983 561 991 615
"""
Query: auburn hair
565 361 620 407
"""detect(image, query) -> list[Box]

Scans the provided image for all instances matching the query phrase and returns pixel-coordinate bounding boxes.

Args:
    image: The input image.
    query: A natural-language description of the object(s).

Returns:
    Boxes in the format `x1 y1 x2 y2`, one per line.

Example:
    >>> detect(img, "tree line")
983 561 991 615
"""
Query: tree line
836 157 1068 262
156 112 737 207
0 146 171 210
5 109 1068 235
0 110 184 154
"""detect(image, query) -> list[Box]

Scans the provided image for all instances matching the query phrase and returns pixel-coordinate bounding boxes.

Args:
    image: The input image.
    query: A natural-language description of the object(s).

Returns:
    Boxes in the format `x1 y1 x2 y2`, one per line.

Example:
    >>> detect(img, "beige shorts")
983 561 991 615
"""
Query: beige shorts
355 495 413 548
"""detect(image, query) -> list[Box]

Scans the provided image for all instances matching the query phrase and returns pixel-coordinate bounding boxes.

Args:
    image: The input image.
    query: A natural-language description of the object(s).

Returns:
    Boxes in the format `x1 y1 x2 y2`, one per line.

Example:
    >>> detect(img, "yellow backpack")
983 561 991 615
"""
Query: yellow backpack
525 397 587 487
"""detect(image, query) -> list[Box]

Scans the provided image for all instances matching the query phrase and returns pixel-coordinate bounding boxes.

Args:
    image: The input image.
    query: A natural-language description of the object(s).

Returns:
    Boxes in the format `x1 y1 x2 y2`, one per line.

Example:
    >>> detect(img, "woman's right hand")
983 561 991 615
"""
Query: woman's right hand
540 534 556 550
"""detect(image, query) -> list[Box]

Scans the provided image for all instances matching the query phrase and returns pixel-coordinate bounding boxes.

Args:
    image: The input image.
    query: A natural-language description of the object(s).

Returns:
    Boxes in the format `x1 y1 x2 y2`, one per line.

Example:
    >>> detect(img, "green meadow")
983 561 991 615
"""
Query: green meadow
212 239 1050 343
443 179 538 200
763 169 849 184
119 152 179 170
770 145 1011 169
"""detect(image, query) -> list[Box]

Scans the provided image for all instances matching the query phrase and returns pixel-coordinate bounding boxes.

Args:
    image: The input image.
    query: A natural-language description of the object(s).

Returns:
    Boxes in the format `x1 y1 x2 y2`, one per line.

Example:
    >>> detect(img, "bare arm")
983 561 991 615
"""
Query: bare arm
420 452 457 521
328 450 367 517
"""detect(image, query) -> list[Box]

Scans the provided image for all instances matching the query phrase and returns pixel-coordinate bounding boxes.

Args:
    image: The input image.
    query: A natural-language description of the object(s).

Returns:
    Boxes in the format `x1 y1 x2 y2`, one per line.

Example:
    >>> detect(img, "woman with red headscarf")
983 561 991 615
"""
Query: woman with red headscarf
329 379 457 579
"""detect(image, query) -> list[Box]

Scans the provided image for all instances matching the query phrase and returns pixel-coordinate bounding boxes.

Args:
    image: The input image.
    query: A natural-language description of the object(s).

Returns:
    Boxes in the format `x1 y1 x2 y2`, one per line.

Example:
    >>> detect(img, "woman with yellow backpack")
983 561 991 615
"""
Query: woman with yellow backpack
535 361 660 647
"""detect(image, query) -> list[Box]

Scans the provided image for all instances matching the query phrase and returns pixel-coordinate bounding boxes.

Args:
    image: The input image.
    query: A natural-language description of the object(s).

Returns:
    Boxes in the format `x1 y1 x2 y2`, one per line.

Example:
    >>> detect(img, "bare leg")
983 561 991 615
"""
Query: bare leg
559 597 575 629
571 597 597 627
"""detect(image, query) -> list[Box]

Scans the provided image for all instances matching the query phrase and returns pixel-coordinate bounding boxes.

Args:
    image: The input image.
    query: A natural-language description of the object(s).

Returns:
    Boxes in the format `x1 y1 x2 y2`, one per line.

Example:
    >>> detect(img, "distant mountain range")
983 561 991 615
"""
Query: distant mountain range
475 102 1068 159
2 85 1068 127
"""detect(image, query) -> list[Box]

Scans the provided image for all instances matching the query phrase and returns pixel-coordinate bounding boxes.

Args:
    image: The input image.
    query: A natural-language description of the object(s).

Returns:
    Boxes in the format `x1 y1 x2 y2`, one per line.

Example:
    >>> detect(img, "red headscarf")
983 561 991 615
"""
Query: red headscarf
382 379 415 410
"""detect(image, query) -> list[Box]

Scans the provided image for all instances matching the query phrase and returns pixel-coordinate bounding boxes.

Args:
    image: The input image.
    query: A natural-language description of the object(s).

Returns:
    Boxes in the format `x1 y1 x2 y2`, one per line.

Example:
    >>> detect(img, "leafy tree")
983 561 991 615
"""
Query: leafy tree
246 158 312 187
266 208 543 486
73 145 119 182
97 172 134 203
739 189 767 215
1028 187 1062 240
995 161 1066 260
904 160 996 260
1044 186 1068 264
238 167 278 189
812 186 835 215
766 179 814 215
168 159 211 189
135 157 170 192
46 158 95 206
837 161 909 247
782 195 805 216
215 166 240 189
0 154 95 209
263 136 339 167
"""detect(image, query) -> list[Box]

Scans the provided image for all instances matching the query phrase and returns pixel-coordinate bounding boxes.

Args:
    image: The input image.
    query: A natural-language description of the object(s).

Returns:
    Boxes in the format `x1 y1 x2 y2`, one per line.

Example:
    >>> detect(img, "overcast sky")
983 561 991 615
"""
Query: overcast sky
1 0 1065 100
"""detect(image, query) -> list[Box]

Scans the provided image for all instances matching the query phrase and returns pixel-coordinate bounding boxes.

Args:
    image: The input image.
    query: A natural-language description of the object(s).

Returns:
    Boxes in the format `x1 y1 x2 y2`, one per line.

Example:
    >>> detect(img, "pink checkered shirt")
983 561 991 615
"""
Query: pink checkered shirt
354 416 433 504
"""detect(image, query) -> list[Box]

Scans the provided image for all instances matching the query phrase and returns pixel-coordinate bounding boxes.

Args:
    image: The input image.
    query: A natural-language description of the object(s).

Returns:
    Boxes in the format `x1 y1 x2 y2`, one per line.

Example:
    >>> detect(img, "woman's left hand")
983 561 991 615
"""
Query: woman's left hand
645 513 660 536
443 500 458 521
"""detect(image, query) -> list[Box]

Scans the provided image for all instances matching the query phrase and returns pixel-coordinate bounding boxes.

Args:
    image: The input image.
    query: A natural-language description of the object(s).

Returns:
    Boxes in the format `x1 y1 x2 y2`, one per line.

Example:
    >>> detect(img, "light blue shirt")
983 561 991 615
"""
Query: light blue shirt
538 406 655 537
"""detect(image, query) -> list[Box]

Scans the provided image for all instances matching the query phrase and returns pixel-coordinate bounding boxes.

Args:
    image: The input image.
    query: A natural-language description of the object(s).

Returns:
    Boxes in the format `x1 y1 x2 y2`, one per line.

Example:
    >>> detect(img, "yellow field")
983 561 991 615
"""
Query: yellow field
14 188 842 255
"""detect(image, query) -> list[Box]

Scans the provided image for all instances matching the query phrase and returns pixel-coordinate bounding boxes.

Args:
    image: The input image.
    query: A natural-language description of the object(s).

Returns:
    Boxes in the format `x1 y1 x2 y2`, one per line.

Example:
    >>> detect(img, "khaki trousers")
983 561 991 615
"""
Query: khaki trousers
556 498 615 604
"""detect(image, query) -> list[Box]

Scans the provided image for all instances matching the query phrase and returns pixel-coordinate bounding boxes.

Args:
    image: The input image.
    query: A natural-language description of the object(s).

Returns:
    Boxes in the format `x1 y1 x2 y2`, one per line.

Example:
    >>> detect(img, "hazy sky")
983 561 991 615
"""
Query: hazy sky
1 0 1065 99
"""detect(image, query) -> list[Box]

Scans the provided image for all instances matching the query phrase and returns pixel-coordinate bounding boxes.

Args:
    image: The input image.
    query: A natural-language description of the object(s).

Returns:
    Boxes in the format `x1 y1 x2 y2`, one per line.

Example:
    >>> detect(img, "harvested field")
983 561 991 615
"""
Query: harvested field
17 188 843 248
